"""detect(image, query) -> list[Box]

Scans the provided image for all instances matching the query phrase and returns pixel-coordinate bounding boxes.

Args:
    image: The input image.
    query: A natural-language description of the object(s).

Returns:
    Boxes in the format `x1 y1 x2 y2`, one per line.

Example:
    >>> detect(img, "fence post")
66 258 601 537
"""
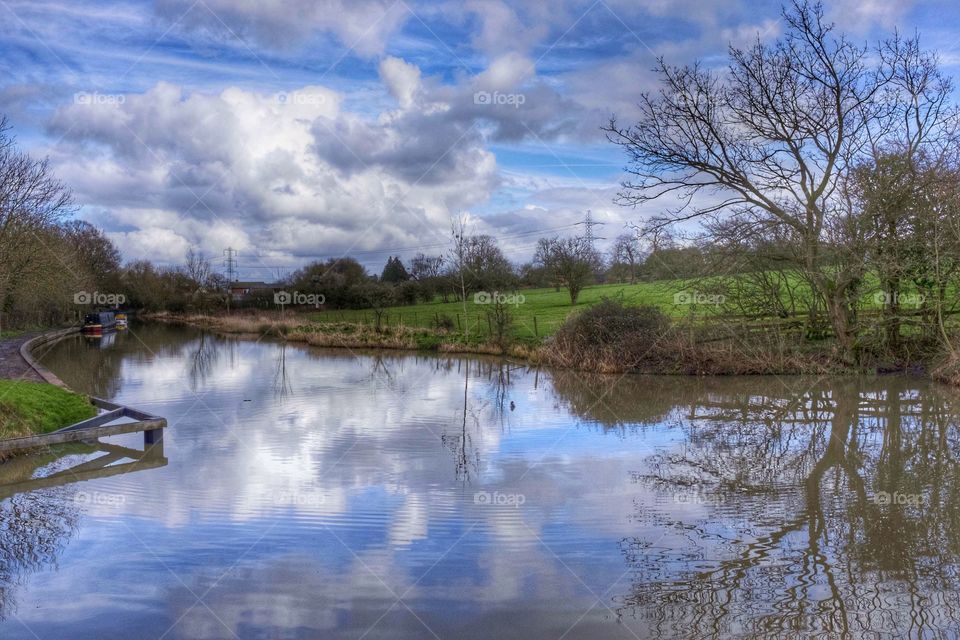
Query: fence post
533 316 538 337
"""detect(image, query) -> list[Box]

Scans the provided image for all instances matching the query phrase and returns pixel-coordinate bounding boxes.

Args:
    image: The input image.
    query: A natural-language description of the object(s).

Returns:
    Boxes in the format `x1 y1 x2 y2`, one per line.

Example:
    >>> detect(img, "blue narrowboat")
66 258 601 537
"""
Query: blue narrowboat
82 311 117 336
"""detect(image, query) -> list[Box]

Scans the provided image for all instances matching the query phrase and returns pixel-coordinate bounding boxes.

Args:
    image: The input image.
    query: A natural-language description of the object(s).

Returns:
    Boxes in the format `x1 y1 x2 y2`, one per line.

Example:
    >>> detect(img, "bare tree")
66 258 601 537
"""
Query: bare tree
183 248 212 290
449 214 471 339
410 253 443 281
611 232 642 283
604 1 958 359
535 236 596 305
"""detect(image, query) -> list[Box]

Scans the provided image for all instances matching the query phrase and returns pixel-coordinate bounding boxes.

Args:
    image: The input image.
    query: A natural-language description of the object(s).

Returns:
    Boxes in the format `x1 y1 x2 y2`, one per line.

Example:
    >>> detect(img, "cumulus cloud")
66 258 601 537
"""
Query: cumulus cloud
313 55 599 184
379 56 422 110
45 78 498 265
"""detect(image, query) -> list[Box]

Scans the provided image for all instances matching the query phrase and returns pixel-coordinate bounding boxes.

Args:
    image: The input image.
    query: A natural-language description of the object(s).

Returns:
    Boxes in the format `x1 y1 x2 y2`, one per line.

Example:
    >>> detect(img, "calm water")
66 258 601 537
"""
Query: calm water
2 325 960 639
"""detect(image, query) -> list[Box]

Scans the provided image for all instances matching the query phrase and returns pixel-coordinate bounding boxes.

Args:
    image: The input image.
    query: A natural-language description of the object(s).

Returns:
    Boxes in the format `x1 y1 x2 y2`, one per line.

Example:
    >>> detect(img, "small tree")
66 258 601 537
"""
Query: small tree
535 237 596 305
485 297 513 350
355 282 395 330
611 233 643 283
410 253 444 301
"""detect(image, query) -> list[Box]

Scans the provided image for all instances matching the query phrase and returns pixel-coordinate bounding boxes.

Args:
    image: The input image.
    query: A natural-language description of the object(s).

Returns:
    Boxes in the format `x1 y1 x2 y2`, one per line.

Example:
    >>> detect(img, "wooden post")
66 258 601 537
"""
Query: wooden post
533 316 538 337
456 314 462 331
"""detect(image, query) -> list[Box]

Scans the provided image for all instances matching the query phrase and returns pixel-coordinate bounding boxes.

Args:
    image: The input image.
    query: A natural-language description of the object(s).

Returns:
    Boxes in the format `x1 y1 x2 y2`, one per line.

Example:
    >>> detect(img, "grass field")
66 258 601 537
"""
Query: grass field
0 380 96 441
294 273 935 345
302 279 722 343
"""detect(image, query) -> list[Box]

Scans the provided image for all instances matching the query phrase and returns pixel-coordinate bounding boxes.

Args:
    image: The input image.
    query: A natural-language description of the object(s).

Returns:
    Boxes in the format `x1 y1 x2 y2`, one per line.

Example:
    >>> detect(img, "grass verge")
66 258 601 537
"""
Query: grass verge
0 380 96 441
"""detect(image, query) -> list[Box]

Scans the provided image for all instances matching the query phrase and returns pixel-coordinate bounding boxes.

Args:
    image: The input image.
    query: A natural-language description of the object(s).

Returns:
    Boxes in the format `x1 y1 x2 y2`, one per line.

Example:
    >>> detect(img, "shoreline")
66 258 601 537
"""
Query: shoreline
18 328 81 388
0 328 97 457
143 311 951 382
142 311 541 362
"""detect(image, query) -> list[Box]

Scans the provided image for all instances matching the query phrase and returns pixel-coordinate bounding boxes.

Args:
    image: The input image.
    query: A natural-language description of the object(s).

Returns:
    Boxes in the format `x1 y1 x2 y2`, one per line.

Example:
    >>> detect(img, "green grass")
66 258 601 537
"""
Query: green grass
303 280 698 343
0 381 96 440
294 272 941 346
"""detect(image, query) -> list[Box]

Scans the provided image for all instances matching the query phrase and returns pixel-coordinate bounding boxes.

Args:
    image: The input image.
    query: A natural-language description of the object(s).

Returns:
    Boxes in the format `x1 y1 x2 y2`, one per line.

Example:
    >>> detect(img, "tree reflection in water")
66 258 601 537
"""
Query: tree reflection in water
561 375 960 639
0 450 85 622
441 357 522 483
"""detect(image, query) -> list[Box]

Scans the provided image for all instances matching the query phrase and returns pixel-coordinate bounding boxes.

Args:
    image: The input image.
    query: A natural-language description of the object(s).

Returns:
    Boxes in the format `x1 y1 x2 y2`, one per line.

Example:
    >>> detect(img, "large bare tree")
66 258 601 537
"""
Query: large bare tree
604 1 958 359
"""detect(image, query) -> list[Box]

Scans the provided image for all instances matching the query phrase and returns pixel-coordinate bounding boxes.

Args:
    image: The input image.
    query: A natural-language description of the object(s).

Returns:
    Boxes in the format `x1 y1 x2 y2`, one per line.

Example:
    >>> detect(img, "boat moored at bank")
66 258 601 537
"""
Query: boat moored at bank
82 311 117 336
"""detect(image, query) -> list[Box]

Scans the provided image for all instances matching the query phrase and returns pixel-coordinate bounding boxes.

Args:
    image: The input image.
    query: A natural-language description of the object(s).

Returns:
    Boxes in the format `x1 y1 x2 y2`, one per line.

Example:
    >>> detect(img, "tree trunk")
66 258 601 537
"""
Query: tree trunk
825 290 856 363
884 279 900 352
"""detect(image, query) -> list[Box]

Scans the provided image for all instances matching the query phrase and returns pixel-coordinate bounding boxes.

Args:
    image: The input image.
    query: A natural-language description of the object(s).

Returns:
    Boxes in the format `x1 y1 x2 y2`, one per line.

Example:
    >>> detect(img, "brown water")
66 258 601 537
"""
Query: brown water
1 324 959 639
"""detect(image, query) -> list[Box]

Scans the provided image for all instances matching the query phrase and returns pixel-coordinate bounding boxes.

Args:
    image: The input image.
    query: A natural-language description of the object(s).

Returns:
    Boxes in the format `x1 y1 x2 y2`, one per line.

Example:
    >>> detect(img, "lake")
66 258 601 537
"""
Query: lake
1 324 959 639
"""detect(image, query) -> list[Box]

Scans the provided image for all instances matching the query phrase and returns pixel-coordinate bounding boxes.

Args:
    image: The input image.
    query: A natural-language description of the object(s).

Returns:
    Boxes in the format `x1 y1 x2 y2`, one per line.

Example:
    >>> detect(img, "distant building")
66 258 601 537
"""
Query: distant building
228 281 281 302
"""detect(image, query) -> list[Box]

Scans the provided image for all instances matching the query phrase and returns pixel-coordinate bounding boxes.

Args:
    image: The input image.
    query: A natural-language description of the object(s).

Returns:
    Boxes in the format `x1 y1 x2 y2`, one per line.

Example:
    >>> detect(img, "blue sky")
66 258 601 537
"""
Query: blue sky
2 0 959 278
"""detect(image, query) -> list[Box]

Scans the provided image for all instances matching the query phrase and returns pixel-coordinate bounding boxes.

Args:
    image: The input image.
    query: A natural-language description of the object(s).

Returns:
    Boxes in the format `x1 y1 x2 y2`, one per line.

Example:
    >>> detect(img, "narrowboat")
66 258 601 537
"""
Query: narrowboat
115 312 128 329
82 311 117 336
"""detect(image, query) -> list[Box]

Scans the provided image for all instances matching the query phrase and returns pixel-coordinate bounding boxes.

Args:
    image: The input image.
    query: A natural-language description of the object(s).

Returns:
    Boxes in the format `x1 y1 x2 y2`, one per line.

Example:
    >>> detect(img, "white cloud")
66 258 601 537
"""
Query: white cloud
46 79 499 266
379 56 422 110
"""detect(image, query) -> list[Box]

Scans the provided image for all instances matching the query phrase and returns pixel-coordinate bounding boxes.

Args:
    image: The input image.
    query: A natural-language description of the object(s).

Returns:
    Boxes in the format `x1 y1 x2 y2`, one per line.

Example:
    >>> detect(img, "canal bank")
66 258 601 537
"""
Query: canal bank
0 328 94 447
0 331 47 382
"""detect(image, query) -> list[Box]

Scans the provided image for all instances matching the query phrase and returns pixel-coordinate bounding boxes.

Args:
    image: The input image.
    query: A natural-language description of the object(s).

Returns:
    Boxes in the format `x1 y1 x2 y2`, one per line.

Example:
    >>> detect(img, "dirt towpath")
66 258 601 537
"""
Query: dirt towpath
0 333 44 382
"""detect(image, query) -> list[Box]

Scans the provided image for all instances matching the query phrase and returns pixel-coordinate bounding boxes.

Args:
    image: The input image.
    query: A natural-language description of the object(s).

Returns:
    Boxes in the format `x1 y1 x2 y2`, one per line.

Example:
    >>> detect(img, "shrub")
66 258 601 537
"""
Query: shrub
431 314 455 331
414 332 443 351
395 281 420 305
543 300 672 373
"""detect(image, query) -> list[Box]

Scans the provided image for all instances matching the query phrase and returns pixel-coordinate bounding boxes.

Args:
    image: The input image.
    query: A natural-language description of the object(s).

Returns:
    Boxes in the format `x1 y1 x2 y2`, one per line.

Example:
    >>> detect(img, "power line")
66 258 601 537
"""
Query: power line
223 247 237 282
227 220 588 264
583 210 606 250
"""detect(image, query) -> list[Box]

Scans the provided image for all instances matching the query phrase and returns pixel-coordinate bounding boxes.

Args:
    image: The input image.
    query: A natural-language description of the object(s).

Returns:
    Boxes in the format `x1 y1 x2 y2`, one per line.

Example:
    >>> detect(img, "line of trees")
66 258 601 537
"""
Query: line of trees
0 116 126 333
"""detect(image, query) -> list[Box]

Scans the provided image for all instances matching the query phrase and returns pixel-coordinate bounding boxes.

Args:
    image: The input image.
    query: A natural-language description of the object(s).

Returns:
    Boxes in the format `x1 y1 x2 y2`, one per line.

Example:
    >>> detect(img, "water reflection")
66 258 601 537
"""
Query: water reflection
1 325 958 639
620 377 960 638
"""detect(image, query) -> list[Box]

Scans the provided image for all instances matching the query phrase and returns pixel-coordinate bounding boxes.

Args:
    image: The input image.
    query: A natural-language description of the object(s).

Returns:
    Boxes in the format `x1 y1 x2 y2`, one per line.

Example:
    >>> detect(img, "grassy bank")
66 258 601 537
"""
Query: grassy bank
0 380 96 441
148 306 847 376
147 277 949 379
148 311 539 359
